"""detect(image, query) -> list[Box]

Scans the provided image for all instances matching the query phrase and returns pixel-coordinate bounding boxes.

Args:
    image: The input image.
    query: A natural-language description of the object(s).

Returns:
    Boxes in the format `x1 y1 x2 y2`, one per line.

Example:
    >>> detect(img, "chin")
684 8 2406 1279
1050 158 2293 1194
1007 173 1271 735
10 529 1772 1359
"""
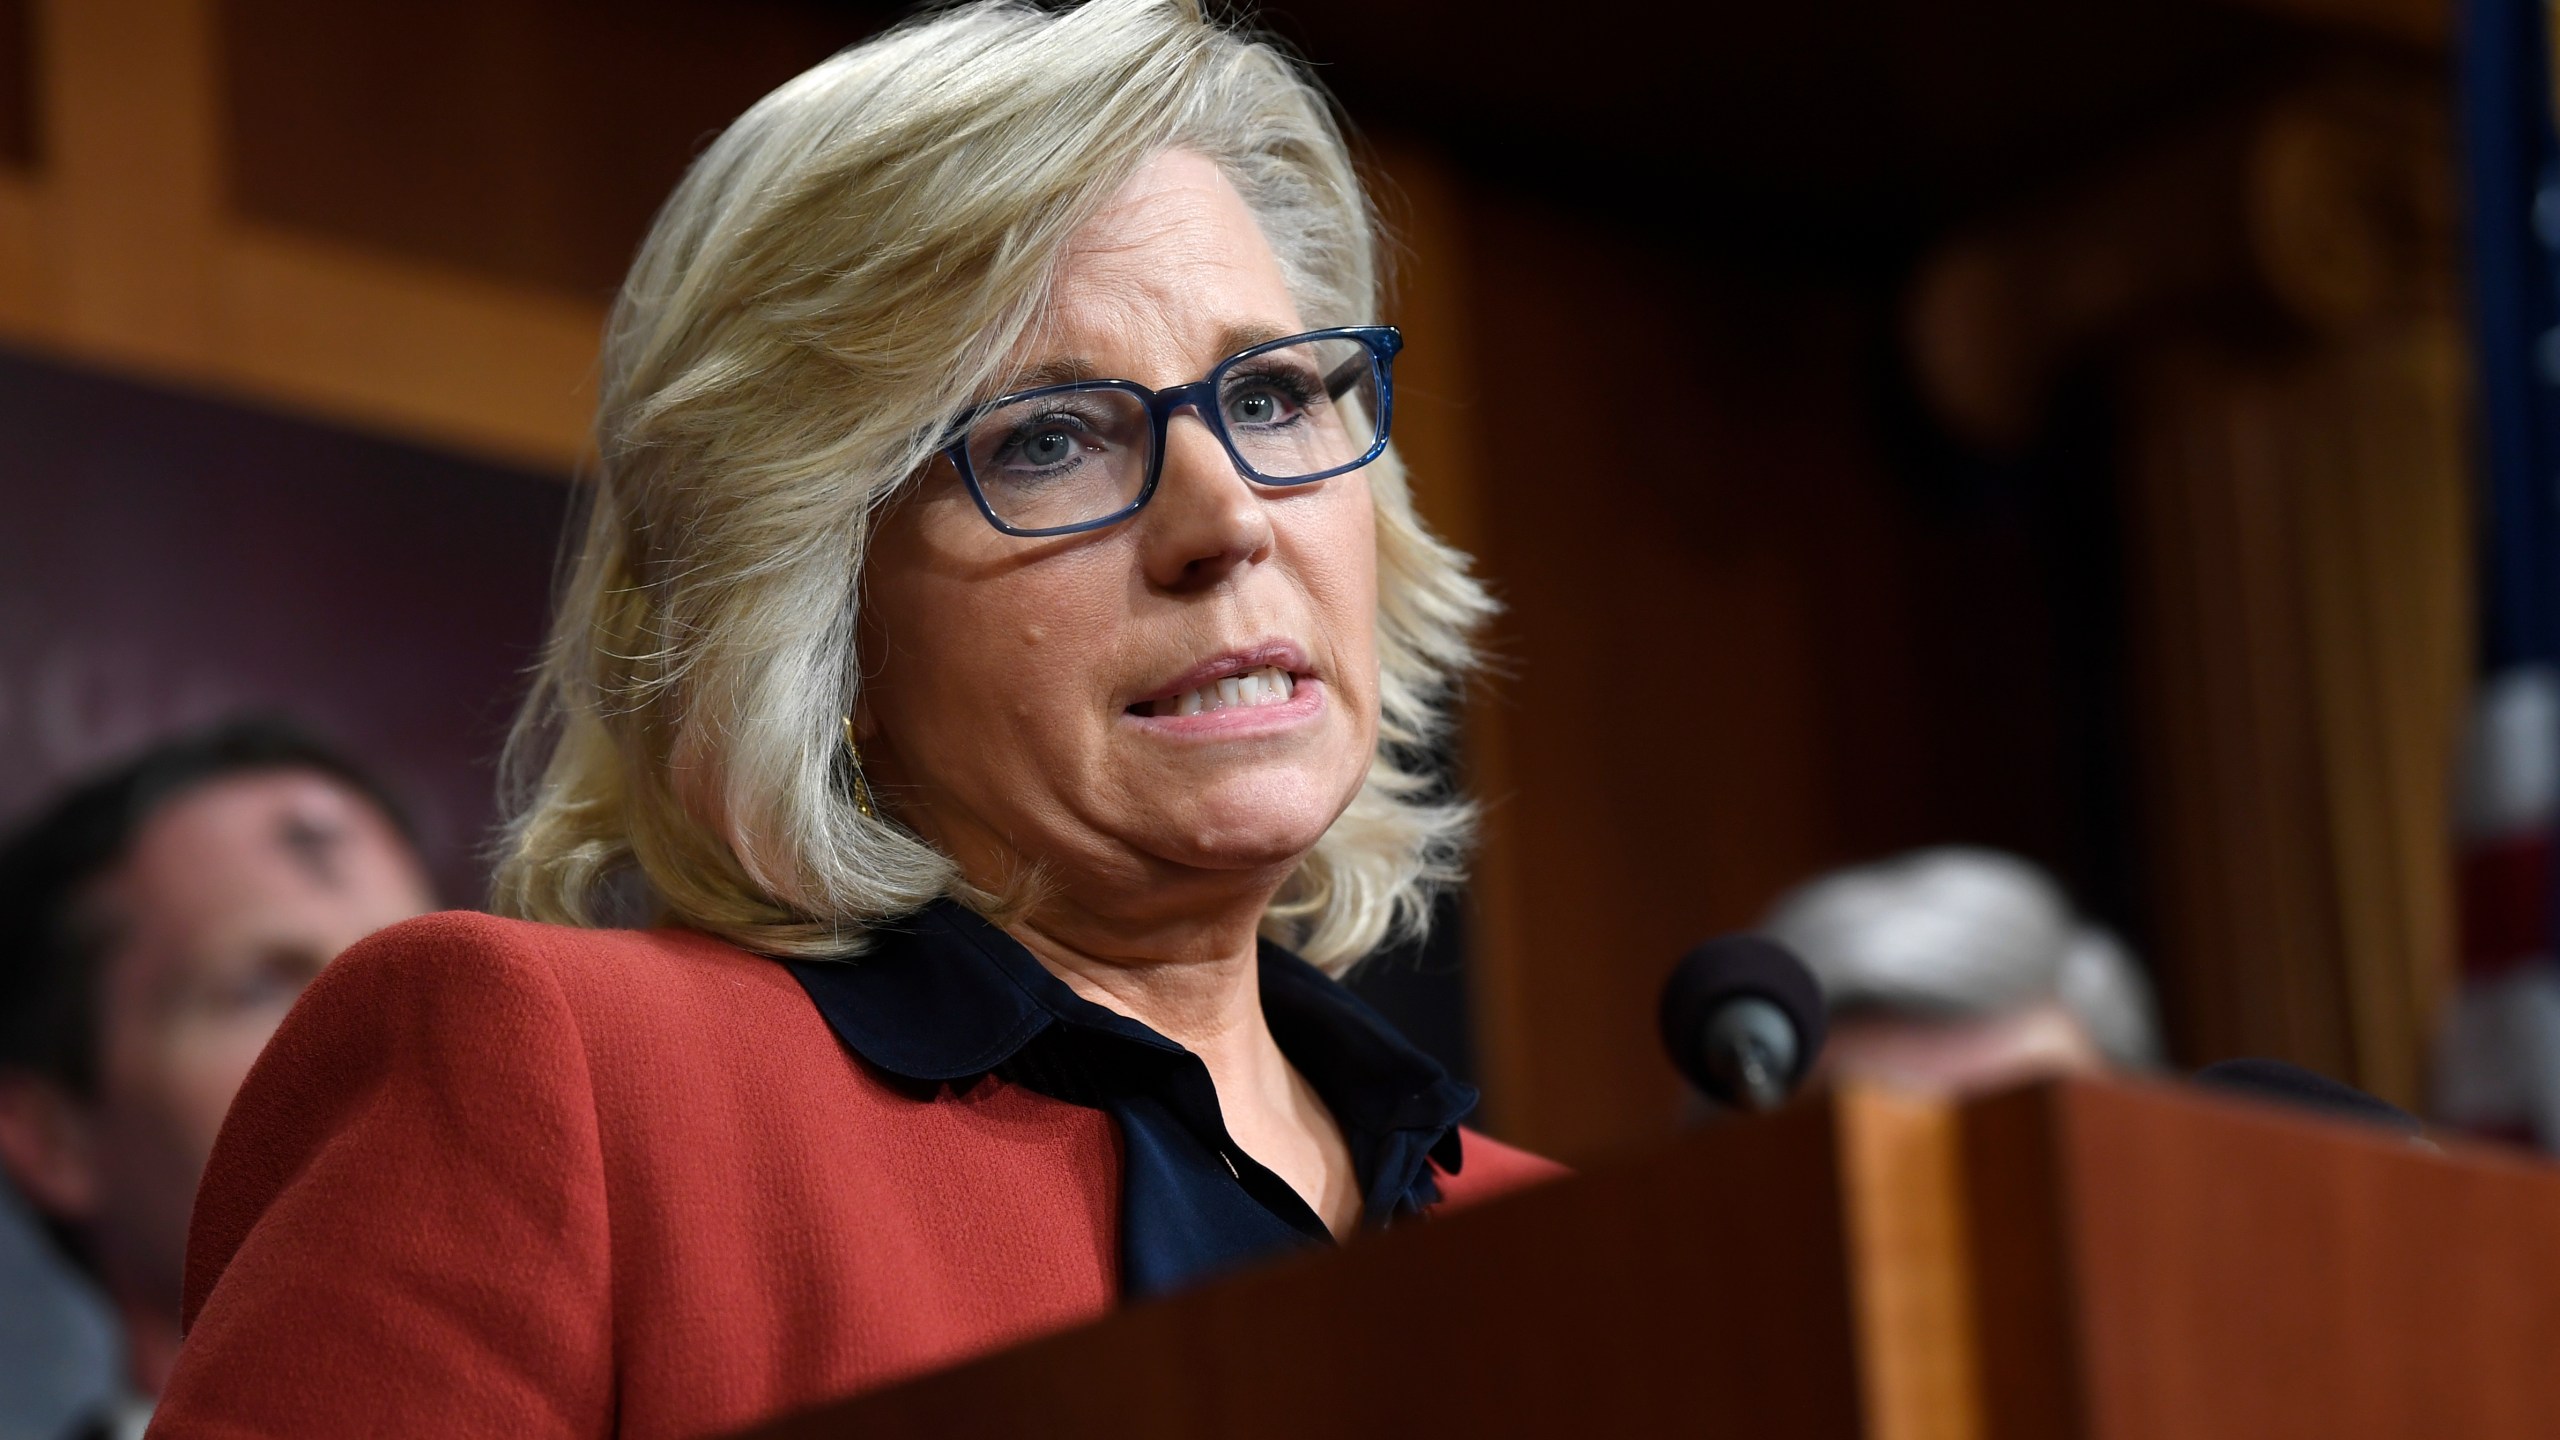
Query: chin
1137 775 1355 873
1150 817 1338 872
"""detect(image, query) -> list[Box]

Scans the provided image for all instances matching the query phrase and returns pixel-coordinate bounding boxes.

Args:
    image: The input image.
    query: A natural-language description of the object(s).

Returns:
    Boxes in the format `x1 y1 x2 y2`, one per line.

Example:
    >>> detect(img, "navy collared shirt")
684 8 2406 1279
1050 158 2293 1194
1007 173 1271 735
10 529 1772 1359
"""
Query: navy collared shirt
782 899 1478 1299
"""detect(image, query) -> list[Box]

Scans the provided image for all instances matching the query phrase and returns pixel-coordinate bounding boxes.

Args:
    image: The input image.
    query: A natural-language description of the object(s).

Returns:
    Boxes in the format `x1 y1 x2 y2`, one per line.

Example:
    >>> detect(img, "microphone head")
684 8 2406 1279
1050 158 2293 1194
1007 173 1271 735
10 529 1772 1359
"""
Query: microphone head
2194 1057 2426 1139
1659 935 1827 1109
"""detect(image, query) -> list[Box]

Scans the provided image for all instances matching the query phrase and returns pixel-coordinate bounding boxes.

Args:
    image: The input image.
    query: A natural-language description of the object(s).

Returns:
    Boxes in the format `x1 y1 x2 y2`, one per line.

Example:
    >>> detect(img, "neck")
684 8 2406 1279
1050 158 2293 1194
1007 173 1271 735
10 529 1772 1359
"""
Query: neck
1006 897 1275 1066
1007 877 1320 1130
1001 884 1362 1239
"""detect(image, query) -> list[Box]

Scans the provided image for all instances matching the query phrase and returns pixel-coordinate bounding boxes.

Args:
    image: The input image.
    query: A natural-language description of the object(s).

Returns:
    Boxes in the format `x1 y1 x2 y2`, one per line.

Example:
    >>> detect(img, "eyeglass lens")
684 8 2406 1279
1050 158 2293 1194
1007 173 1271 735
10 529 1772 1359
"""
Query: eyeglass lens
961 333 1383 533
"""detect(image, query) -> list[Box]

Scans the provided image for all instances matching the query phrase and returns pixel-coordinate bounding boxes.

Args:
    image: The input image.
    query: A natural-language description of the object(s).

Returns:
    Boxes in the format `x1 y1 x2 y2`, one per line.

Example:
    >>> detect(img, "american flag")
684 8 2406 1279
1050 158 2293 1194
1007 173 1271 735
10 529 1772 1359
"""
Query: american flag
2435 0 2560 1146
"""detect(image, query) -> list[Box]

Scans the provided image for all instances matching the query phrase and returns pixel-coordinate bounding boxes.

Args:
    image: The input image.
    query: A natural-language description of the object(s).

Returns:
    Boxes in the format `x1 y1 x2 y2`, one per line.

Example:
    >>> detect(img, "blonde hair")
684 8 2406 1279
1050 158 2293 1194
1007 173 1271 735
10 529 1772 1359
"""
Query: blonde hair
492 0 1492 972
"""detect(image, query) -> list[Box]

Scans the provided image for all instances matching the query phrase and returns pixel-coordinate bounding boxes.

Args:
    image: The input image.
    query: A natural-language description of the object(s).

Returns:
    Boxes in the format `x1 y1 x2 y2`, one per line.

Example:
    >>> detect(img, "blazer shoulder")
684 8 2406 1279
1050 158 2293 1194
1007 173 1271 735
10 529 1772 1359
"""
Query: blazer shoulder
171 908 625 1430
314 909 775 1021
1433 1126 1569 1213
182 911 625 1327
329 907 702 981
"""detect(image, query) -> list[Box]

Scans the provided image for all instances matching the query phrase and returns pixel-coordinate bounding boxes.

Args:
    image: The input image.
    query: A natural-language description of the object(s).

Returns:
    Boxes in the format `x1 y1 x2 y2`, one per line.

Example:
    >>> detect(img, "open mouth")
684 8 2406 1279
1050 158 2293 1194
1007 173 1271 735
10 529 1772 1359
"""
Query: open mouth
1128 664 1301 719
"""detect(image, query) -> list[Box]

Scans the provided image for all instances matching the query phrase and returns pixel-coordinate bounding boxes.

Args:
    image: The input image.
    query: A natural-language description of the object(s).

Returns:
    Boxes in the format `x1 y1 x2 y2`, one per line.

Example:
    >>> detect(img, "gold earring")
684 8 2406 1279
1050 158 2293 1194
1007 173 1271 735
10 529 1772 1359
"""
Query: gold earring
841 715 875 819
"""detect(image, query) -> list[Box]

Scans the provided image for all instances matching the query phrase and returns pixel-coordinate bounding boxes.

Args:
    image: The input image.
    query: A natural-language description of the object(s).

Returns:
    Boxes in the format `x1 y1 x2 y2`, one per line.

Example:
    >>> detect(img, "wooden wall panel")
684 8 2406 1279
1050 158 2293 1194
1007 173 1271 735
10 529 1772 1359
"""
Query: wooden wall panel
0 173 37 331
1462 203 1843 1156
218 0 873 300
45 0 223 372
0 0 31 171
215 221 604 469
0 0 608 469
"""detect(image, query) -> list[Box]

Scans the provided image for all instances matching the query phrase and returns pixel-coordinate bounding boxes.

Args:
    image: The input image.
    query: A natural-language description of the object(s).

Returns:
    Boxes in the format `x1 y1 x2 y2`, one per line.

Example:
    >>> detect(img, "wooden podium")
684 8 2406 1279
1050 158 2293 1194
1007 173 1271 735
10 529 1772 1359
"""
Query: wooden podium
740 1079 2560 1439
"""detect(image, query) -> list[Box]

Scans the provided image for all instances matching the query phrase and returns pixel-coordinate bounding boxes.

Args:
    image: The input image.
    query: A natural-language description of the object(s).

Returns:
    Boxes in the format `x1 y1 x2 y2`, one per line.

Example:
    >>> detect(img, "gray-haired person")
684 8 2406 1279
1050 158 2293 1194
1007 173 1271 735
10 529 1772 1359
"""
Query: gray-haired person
1760 847 2162 1095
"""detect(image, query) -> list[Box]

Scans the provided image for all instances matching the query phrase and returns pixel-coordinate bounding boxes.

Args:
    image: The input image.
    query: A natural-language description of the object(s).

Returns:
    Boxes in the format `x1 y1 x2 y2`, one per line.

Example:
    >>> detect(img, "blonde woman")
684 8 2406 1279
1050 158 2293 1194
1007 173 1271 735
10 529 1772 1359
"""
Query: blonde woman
154 2 1559 1434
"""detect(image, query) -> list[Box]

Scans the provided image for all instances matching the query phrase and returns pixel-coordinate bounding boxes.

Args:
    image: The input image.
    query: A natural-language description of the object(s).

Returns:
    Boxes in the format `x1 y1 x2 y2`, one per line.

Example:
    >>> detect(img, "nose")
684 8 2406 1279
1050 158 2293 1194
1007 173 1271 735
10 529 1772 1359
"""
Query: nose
1137 411 1274 592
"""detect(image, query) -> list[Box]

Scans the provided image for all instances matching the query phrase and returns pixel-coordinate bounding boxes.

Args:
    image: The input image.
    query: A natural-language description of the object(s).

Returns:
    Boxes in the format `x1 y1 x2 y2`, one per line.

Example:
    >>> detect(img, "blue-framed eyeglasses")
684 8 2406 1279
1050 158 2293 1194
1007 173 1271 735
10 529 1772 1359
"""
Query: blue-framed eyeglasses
938 325 1402 537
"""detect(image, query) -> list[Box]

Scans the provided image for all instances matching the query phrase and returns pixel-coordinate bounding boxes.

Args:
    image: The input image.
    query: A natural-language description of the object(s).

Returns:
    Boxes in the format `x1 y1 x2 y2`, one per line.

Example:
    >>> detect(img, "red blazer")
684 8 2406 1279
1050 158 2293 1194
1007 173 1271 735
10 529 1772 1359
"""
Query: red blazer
154 912 1562 1438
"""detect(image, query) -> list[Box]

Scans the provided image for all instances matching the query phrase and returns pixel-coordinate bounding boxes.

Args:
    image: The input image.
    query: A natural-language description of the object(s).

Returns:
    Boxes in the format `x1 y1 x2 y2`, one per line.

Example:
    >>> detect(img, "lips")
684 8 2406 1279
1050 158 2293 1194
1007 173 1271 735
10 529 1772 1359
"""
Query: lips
1125 642 1315 719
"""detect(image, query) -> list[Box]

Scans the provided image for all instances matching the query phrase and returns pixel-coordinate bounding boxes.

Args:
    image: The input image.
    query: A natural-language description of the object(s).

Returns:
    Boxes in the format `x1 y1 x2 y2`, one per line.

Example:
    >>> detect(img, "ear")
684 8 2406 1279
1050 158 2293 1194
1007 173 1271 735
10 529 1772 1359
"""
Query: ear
0 1073 101 1222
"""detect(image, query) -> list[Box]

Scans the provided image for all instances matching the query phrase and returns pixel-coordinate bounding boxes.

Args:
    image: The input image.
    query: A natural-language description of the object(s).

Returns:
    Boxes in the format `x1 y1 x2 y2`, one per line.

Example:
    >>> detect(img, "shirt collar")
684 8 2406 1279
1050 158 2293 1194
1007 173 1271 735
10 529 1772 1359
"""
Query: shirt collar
1256 940 1476 1171
782 898 1475 1165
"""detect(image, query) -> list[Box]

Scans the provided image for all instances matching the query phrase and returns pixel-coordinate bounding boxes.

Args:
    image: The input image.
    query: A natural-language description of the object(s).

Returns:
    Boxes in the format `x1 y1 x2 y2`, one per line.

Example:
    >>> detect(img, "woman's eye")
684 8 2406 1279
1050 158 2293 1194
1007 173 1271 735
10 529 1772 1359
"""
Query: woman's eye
1018 427 1078 466
993 414 1095 471
1224 383 1303 427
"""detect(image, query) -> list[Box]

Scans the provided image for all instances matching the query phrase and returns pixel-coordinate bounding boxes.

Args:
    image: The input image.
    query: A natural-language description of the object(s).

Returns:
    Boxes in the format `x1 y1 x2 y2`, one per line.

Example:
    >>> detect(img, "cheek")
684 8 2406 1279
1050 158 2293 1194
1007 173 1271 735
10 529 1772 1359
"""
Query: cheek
162 1015 280 1154
94 1004 276 1196
1291 488 1382 703
867 538 1126 775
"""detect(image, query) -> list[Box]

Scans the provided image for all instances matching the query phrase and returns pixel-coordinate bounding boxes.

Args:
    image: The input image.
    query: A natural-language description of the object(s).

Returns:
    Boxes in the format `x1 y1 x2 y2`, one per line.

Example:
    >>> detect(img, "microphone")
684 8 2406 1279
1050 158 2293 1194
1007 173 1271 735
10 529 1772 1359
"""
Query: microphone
2193 1057 2429 1140
1659 936 1828 1112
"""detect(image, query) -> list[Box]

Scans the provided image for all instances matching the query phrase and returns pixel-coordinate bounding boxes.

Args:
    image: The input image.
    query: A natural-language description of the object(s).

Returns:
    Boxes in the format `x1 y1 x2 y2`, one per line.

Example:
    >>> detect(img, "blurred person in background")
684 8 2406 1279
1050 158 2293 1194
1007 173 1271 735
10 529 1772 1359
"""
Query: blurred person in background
1761 846 2162 1095
0 719 434 1440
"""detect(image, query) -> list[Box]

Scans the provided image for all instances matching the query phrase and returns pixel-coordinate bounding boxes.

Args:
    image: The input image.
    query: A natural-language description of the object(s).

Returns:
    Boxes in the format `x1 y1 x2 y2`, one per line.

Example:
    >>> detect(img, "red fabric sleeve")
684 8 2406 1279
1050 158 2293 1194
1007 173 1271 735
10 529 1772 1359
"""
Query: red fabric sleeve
152 914 615 1439
1433 1125 1569 1213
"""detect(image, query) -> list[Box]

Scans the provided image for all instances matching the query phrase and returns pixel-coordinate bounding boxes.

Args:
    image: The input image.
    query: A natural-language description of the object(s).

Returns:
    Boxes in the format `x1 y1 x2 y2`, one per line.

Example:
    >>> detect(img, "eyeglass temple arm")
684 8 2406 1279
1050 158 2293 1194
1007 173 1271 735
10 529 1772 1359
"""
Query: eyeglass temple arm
1322 354 1369 401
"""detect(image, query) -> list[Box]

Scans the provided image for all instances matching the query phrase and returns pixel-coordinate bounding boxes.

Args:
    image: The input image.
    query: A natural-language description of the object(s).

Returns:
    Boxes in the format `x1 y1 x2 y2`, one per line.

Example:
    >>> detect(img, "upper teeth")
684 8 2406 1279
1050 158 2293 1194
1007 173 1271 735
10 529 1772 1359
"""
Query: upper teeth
1151 666 1297 718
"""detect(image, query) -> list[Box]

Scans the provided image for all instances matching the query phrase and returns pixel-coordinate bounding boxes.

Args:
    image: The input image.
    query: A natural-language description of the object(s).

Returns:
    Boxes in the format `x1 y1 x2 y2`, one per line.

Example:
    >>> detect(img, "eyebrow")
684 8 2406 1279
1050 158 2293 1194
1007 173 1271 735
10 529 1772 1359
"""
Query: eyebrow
1213 322 1296 357
992 323 1304 397
999 356 1100 393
